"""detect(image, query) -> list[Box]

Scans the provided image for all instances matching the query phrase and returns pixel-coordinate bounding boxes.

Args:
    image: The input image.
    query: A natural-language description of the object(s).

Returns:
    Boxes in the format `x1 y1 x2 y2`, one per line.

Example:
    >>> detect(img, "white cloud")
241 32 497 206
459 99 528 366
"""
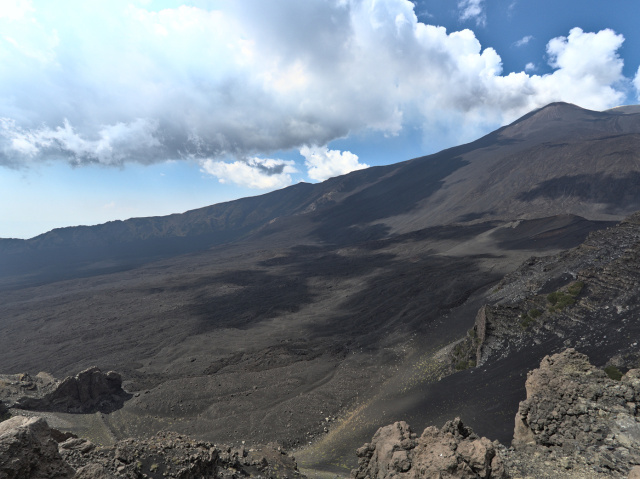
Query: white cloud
0 118 161 166
0 0 34 21
634 66 640 101
525 62 536 72
458 0 486 26
531 27 626 110
300 146 369 182
200 157 298 189
514 35 533 47
0 1 633 178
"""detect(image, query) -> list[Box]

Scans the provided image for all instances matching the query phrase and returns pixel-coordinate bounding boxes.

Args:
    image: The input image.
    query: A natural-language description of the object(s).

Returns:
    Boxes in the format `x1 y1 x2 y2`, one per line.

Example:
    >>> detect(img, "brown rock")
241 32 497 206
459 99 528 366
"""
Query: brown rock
351 418 506 479
629 465 640 479
0 416 75 479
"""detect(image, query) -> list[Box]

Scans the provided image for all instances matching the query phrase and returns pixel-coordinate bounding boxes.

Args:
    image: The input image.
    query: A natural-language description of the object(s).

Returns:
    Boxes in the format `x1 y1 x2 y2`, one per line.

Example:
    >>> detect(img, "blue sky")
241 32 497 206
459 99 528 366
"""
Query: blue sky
2 0 640 239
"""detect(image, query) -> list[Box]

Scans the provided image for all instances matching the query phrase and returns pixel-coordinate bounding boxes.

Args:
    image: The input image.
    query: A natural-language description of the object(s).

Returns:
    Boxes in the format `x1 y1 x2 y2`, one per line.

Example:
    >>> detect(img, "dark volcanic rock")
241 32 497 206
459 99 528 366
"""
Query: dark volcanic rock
13 367 130 414
351 418 506 479
474 211 640 368
0 401 8 422
0 416 75 479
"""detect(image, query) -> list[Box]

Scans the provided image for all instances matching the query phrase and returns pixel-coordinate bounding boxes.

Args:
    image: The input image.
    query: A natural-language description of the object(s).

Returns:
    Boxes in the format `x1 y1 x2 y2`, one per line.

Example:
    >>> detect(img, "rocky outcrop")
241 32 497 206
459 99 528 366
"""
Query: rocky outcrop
0 416 75 479
471 211 640 368
12 367 130 414
512 348 640 475
351 418 506 479
359 348 640 478
59 431 303 479
0 413 303 479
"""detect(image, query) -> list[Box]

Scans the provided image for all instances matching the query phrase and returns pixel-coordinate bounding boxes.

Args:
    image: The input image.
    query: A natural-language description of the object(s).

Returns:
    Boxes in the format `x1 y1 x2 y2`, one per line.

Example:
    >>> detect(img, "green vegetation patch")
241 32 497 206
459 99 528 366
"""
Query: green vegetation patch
455 360 475 371
451 328 480 372
547 281 584 312
519 316 535 330
604 365 623 381
567 281 584 296
519 308 542 329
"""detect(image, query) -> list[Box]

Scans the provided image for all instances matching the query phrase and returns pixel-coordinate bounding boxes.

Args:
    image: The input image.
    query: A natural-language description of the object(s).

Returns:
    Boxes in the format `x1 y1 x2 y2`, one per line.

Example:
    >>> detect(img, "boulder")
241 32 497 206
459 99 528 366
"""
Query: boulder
351 418 506 479
0 416 74 479
15 367 129 413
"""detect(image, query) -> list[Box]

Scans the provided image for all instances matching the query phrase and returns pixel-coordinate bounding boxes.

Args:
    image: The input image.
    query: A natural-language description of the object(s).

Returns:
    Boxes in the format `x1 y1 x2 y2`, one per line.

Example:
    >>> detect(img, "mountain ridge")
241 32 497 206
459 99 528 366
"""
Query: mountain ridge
2 102 640 285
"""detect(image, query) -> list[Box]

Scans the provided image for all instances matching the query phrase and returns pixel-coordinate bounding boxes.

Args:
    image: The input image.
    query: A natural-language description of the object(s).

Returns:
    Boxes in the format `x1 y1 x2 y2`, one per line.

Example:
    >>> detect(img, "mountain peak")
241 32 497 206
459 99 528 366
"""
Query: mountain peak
511 101 592 125
498 102 605 140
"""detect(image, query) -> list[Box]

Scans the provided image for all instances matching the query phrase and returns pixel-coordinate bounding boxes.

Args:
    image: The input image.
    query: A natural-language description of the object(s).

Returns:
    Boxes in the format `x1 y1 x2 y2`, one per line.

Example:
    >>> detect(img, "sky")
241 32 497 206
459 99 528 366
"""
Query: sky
1 0 640 239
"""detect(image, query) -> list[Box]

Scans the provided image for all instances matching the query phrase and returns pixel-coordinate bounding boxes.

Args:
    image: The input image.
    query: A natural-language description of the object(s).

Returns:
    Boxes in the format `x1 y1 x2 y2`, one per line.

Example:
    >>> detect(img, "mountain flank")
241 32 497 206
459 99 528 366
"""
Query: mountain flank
0 102 640 475
2 102 639 286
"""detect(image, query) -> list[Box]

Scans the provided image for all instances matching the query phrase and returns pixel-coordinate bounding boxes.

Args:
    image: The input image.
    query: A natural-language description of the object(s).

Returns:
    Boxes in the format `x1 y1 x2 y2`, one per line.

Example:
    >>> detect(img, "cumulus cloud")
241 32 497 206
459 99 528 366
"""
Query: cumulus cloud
533 27 626 109
200 157 298 189
514 35 533 47
525 62 536 72
634 67 640 101
300 146 369 181
0 0 634 180
458 0 486 26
